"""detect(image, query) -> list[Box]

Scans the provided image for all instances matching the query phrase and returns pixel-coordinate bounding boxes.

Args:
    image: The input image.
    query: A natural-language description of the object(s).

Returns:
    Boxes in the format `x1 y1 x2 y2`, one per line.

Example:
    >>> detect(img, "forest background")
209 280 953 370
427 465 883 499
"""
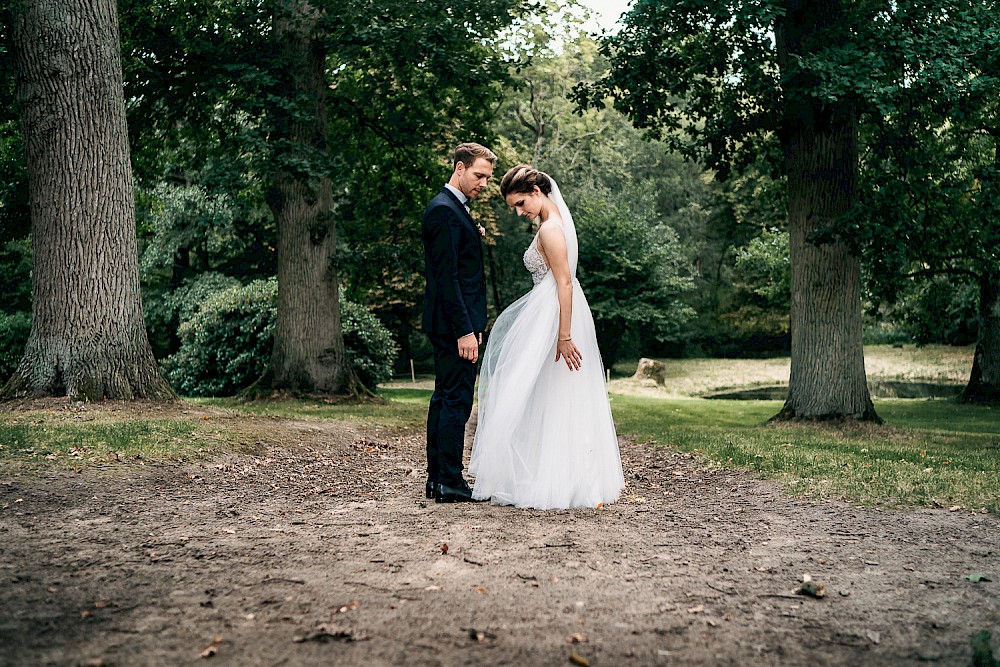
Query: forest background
0 0 997 405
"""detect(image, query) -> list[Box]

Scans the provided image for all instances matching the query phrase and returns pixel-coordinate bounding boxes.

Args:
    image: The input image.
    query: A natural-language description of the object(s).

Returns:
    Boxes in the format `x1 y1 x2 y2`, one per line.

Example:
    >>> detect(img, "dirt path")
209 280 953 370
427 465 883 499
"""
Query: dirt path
0 405 997 666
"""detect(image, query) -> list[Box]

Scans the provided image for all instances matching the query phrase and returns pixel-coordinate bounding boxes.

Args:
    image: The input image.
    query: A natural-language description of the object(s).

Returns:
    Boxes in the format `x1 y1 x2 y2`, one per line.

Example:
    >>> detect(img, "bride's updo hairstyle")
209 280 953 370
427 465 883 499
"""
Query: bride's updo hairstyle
499 164 552 199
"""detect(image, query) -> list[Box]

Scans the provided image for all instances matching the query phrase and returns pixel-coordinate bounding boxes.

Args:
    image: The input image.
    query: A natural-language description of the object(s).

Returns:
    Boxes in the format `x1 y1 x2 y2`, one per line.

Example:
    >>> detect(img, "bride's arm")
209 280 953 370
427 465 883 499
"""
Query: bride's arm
538 222 581 371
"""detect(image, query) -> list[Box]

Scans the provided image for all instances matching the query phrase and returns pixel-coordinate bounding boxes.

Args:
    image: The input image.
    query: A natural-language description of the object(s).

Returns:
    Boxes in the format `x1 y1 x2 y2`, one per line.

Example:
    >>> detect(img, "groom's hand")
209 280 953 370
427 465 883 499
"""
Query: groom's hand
458 333 479 363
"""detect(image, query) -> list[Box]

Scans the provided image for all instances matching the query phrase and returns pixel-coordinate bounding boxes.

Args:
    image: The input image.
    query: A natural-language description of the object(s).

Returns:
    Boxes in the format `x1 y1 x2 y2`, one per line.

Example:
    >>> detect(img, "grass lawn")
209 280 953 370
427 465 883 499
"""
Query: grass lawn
195 392 428 432
611 395 1000 512
0 417 217 466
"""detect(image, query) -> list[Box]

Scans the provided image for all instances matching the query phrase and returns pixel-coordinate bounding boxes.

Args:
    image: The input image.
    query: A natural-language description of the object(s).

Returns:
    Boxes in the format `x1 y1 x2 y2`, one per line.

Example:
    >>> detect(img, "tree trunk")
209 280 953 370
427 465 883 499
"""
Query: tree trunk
772 0 879 421
256 0 348 394
962 272 1000 403
2 0 173 401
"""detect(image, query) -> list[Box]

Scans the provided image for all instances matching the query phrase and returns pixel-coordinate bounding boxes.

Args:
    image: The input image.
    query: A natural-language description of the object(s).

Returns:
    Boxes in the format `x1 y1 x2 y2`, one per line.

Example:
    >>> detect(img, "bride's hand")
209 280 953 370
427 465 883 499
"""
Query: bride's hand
555 339 582 371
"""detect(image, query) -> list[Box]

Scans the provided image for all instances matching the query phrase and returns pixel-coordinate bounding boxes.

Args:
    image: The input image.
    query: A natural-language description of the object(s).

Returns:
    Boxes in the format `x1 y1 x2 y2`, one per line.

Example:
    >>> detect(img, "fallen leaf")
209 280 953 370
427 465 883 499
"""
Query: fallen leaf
48 586 58 593
566 632 588 644
199 635 222 658
473 586 487 594
569 653 590 667
686 605 704 614
440 543 449 555
949 505 963 512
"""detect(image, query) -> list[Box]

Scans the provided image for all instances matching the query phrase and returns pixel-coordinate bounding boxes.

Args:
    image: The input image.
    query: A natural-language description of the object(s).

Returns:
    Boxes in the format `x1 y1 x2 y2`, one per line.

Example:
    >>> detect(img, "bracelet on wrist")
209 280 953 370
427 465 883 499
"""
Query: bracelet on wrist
558 336 572 341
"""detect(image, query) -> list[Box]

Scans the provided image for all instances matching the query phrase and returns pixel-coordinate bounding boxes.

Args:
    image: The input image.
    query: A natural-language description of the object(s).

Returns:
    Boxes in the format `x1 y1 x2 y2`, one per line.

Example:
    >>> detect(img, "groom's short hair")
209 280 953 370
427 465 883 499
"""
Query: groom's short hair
453 142 497 169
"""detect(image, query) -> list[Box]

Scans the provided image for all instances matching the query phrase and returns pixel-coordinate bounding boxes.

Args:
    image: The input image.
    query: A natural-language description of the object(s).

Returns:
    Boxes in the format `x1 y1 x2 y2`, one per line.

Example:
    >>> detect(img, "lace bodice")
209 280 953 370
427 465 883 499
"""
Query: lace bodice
522 236 549 285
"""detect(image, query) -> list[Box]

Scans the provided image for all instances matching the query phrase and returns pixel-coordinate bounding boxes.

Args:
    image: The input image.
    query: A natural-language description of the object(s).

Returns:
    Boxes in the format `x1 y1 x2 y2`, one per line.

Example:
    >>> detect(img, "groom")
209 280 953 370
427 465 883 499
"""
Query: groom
421 142 496 503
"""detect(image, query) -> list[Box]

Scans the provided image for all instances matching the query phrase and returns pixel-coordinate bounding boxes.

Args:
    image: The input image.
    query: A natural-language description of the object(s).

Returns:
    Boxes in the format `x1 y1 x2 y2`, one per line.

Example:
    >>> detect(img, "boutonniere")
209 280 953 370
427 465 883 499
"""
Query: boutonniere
477 224 486 237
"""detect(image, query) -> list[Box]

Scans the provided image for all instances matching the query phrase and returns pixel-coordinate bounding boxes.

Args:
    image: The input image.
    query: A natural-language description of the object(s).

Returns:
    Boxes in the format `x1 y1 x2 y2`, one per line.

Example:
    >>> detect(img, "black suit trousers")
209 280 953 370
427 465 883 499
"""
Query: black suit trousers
426 332 476 486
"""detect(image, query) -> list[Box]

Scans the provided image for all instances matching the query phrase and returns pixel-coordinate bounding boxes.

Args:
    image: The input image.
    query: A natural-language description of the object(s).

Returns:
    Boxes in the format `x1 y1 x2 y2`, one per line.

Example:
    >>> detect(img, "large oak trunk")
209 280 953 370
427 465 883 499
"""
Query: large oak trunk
2 0 172 401
772 0 879 421
962 273 1000 403
962 140 1000 404
256 0 348 394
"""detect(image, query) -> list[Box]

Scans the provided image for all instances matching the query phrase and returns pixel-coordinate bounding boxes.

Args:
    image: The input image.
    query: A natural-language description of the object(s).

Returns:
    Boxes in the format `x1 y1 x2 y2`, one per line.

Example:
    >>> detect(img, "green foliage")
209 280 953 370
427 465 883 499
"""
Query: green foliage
574 183 695 366
0 119 28 243
162 279 397 396
0 236 31 314
724 228 791 339
881 276 979 346
162 278 277 397
0 310 30 381
580 0 994 177
341 297 399 390
487 32 705 362
119 0 534 320
143 271 242 359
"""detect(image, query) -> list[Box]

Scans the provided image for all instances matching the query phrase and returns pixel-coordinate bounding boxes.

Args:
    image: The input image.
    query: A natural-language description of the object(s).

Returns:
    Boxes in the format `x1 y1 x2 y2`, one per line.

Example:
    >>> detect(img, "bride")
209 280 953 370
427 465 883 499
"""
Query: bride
469 165 624 509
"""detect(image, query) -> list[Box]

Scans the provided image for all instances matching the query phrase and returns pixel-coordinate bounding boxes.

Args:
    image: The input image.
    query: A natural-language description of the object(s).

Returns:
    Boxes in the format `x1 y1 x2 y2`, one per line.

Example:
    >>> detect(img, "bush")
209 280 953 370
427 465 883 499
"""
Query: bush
144 272 242 359
0 311 31 382
895 276 978 346
162 278 277 397
341 297 398 390
162 279 397 396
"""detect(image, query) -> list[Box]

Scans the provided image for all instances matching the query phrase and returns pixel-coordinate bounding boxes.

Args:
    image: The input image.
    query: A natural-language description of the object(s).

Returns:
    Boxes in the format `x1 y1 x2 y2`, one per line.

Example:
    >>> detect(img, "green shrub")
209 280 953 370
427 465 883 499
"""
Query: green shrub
897 276 978 346
162 279 397 396
162 278 277 397
143 272 242 359
341 297 398 390
0 310 31 382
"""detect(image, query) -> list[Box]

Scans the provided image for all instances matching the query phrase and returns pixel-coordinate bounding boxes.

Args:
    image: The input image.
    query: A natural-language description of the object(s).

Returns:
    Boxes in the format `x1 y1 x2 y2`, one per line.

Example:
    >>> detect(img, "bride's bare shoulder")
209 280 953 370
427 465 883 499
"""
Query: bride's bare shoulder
537 217 567 246
539 216 564 231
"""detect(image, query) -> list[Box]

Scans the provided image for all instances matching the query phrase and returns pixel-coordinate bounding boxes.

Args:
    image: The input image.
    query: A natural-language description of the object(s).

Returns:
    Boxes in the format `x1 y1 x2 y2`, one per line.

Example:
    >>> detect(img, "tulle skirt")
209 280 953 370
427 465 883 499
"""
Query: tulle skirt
469 274 624 509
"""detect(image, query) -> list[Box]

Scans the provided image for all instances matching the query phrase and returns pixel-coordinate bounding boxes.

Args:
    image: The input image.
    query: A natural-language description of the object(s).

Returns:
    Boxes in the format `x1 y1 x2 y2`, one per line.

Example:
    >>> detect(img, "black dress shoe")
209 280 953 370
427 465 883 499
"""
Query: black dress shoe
425 480 436 499
434 482 481 503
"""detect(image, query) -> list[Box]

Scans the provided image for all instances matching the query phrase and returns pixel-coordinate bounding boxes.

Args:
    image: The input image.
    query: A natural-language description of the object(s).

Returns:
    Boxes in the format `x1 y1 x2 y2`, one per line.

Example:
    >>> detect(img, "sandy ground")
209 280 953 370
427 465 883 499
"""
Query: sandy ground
0 401 998 666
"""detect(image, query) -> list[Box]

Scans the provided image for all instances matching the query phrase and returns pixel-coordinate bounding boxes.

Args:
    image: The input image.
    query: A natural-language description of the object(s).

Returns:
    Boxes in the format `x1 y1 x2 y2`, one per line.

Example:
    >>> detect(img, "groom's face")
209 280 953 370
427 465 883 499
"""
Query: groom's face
457 157 494 200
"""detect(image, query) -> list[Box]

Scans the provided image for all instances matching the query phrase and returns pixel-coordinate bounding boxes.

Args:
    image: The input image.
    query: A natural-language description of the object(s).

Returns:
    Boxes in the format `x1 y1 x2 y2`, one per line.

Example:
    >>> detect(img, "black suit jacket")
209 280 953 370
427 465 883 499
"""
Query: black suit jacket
421 187 487 337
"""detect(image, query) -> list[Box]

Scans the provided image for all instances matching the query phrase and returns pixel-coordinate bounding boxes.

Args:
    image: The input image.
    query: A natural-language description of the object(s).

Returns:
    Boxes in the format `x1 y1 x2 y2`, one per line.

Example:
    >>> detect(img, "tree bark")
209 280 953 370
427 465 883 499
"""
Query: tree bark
962 272 1000 403
962 138 1000 403
772 0 879 421
2 0 173 401
255 0 348 394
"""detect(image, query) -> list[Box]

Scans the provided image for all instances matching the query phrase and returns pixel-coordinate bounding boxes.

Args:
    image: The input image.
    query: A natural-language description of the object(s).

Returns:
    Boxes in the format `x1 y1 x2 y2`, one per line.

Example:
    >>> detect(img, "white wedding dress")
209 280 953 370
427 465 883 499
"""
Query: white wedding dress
469 178 624 509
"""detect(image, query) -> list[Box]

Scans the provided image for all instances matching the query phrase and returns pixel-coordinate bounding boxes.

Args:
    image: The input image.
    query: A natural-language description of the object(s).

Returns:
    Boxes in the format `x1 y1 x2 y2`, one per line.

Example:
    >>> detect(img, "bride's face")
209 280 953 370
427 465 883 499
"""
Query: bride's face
505 186 545 219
